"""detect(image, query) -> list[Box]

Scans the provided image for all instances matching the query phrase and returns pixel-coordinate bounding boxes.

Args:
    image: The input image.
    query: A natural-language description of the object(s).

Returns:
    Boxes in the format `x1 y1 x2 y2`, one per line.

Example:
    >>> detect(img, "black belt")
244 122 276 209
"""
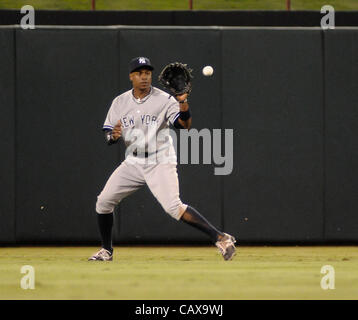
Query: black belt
133 151 157 158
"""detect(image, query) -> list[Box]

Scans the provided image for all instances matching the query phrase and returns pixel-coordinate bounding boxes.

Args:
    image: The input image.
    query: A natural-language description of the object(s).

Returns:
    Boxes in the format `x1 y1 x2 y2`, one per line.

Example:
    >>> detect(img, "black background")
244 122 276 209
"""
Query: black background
1 9 358 27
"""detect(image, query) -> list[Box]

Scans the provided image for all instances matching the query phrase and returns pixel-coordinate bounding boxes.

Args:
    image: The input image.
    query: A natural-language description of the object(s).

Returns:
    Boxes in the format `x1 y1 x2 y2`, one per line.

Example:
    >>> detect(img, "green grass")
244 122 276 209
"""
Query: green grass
1 246 357 300
0 0 358 11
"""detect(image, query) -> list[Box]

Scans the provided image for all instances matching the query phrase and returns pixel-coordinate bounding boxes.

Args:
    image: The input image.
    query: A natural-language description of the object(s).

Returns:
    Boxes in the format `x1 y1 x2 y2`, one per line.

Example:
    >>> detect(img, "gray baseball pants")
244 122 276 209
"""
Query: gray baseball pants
96 159 188 220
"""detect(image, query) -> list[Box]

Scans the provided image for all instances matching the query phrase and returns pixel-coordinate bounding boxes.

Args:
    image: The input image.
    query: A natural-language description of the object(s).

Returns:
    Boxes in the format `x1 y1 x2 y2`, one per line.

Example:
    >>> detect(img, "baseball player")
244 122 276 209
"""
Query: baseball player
88 57 236 261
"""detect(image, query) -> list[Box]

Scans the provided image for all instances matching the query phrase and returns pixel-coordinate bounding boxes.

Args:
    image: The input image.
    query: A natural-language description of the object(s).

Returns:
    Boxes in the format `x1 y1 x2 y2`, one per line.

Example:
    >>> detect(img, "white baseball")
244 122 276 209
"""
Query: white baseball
202 65 214 76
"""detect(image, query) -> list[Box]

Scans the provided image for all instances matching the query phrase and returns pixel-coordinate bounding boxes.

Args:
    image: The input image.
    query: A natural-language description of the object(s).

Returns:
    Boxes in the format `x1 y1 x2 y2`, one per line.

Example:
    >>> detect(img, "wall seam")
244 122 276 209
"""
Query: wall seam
115 29 122 242
13 28 17 244
321 29 327 242
219 28 225 232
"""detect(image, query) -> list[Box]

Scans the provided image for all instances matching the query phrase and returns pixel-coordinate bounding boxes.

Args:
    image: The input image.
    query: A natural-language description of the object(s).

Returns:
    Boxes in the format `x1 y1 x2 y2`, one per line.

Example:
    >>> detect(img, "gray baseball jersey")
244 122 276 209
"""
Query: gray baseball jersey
96 86 188 220
103 86 179 162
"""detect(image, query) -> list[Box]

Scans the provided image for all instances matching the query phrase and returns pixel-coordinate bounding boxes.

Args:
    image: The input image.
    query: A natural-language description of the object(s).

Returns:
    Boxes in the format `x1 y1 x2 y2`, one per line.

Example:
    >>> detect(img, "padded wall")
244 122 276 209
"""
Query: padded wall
0 26 357 244
324 29 358 241
0 28 16 243
15 29 120 242
222 29 324 242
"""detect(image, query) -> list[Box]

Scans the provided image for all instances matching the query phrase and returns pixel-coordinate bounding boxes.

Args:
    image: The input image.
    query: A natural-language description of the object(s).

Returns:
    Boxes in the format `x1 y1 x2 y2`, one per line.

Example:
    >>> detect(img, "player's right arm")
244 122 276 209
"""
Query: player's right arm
104 120 122 145
102 96 122 145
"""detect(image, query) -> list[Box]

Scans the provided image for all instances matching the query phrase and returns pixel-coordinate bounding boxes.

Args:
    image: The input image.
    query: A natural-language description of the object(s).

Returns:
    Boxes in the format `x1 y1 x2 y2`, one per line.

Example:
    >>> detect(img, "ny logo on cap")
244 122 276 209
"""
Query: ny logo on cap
139 57 146 64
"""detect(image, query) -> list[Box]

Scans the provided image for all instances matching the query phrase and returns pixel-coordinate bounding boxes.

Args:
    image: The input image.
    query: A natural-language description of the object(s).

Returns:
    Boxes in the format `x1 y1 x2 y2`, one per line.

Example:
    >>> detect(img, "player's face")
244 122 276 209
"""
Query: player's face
130 68 152 90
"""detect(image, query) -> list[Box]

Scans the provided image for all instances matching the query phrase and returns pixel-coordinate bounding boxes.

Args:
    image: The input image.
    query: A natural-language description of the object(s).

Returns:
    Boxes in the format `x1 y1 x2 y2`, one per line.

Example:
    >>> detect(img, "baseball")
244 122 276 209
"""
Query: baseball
202 65 214 76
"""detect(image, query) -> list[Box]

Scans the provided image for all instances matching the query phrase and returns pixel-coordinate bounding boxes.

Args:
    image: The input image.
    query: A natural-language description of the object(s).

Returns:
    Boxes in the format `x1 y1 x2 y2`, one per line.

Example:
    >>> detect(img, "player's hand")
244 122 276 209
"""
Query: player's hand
111 120 122 141
175 93 188 103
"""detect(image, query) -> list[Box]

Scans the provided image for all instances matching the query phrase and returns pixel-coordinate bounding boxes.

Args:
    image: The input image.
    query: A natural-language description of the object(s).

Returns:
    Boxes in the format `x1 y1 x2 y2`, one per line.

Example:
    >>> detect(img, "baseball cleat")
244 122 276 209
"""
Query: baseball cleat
88 248 113 261
215 233 237 261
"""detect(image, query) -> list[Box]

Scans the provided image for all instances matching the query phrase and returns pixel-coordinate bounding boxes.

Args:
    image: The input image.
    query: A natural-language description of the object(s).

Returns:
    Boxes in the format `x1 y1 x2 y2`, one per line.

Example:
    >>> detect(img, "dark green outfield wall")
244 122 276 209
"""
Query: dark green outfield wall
0 26 357 244
0 28 15 243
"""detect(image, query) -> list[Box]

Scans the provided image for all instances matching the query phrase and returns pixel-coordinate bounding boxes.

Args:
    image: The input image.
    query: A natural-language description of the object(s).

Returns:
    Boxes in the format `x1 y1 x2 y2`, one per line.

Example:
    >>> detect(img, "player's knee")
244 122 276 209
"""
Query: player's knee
96 195 117 214
164 201 187 221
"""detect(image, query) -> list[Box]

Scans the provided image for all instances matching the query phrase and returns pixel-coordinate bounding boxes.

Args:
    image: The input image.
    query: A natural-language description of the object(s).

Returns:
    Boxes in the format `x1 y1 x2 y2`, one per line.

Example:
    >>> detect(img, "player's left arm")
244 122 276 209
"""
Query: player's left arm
174 93 192 129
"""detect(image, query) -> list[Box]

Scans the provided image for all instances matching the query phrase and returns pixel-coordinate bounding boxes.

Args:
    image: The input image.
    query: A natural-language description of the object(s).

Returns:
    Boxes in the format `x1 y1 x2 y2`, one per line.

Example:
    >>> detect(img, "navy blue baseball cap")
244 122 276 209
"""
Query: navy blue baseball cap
129 57 154 73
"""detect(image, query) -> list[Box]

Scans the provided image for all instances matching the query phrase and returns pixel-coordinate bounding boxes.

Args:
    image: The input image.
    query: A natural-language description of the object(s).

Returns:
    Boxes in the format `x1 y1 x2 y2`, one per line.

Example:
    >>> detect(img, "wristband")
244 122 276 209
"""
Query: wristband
105 130 118 145
105 131 112 142
179 109 191 121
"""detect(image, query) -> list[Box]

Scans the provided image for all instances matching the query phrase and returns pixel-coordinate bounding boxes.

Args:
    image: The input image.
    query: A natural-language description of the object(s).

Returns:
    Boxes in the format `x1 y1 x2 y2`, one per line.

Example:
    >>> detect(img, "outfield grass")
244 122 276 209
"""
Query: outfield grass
0 0 358 11
0 246 357 300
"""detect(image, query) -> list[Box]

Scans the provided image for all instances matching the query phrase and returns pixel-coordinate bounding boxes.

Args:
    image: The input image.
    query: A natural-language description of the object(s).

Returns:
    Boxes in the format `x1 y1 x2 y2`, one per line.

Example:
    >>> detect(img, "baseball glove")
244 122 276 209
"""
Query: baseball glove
158 62 193 96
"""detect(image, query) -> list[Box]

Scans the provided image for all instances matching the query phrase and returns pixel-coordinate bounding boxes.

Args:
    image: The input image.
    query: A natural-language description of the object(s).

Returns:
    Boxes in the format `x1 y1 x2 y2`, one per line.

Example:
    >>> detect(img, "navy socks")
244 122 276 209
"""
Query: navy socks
180 206 224 242
97 213 113 253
